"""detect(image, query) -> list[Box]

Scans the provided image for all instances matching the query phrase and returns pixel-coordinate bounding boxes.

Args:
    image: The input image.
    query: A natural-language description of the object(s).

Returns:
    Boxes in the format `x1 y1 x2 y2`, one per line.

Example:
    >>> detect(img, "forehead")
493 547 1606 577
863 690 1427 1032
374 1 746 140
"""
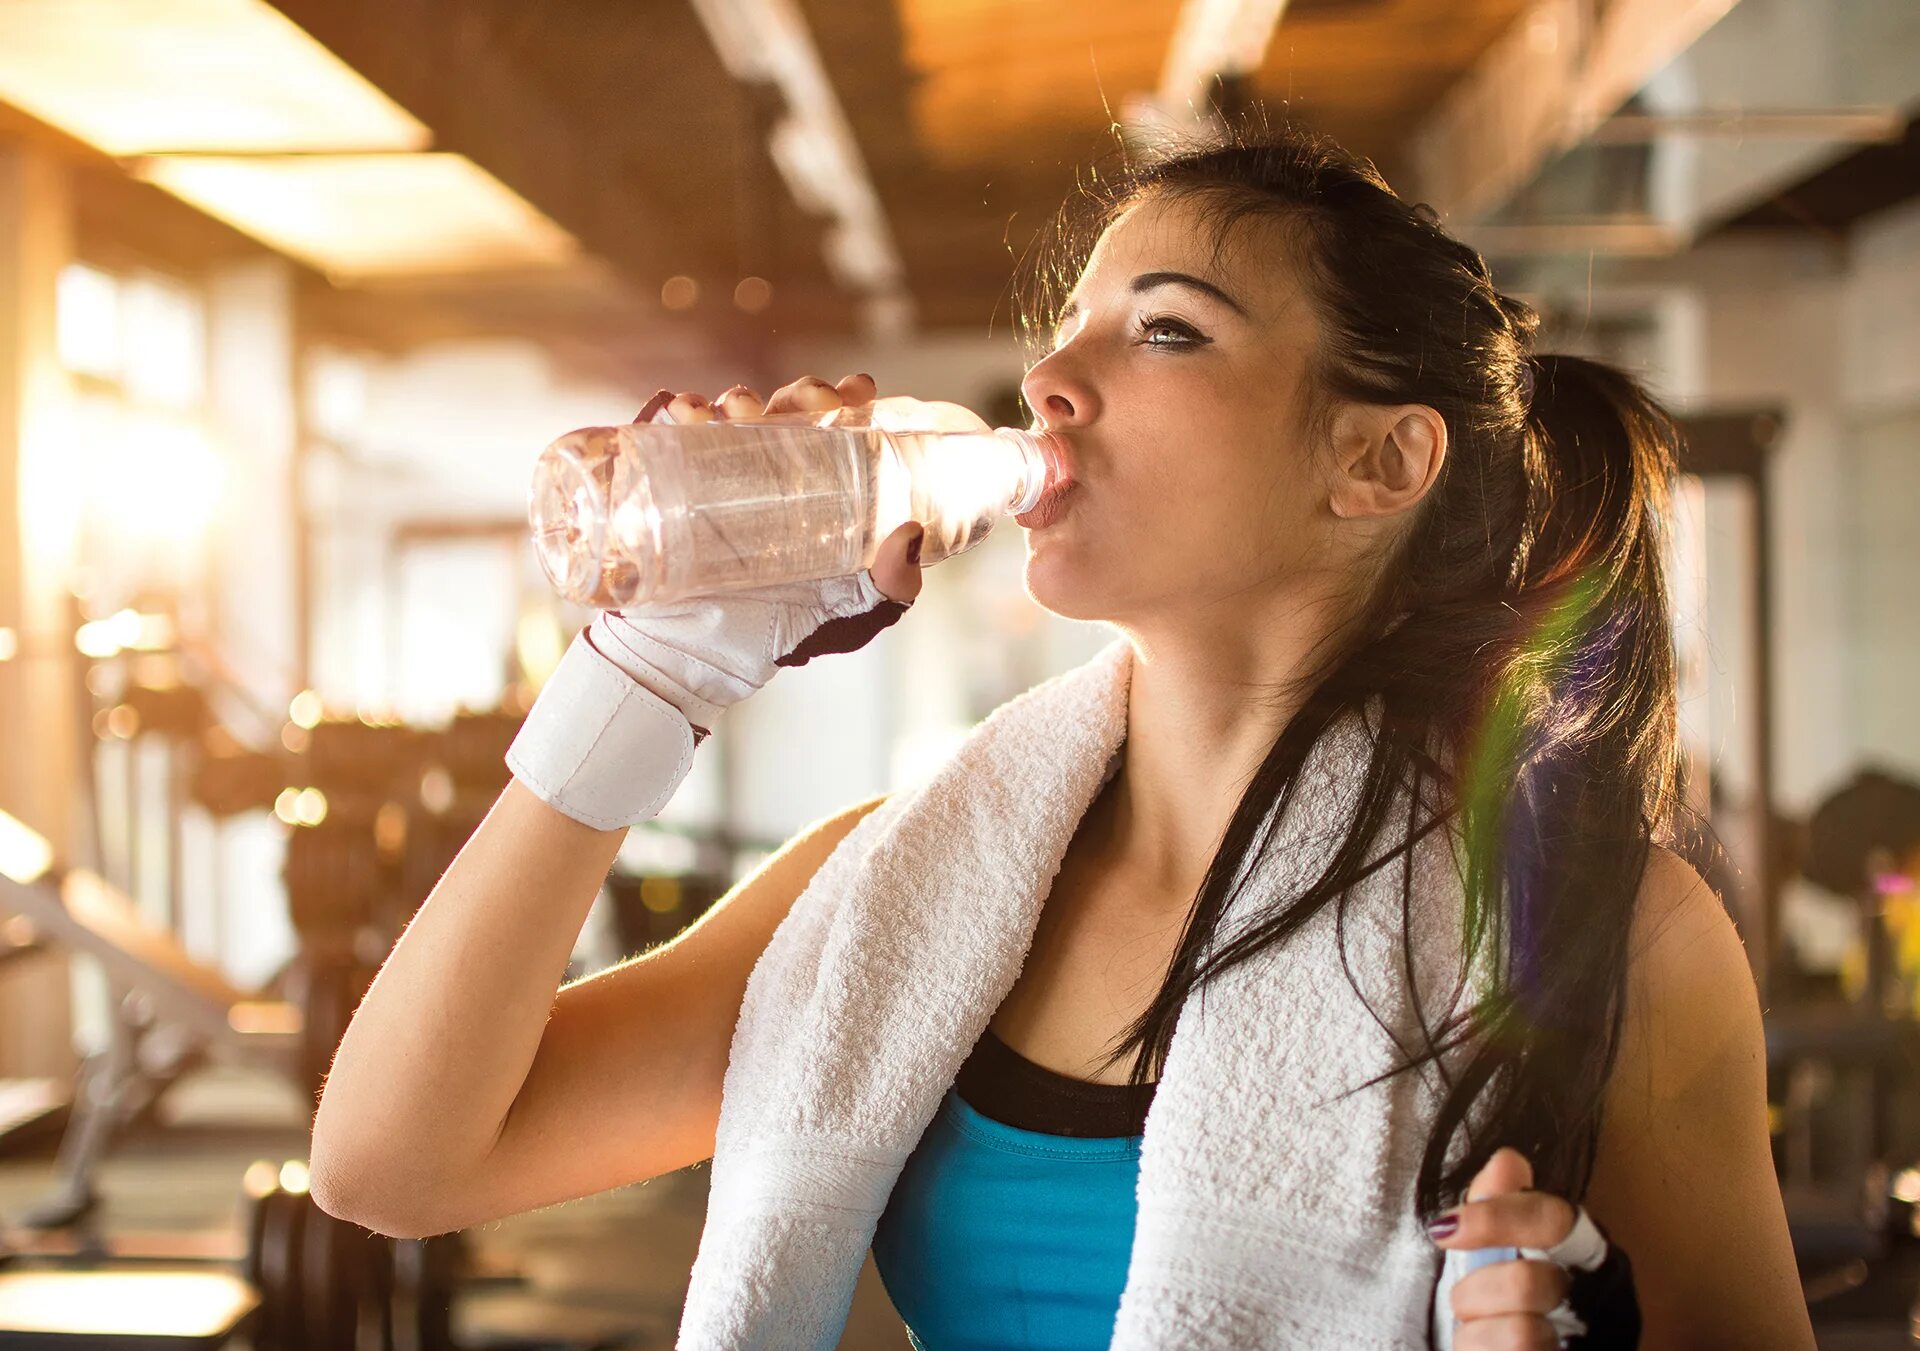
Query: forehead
1066 194 1302 319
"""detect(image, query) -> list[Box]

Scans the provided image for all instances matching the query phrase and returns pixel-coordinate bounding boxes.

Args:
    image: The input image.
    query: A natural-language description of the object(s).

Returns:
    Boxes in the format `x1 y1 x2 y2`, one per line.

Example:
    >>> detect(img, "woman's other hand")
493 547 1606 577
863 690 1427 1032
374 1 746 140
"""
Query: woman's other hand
1431 1148 1580 1349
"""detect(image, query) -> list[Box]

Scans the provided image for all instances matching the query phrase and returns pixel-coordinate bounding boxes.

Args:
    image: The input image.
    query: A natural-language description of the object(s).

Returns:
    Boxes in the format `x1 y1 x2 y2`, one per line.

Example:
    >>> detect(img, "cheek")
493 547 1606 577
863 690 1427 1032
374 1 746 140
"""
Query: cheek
1025 398 1327 607
1151 435 1323 555
1070 452 1309 602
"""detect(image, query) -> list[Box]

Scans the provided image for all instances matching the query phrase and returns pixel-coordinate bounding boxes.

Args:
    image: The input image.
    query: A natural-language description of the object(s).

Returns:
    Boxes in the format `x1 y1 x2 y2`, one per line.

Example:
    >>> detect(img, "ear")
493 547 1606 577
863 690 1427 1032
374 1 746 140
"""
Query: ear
1326 403 1447 520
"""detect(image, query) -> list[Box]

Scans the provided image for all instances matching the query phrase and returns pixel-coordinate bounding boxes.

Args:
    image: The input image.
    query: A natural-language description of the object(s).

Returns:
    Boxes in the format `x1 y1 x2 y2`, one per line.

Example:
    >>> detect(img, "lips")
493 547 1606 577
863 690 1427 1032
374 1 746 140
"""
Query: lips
1016 429 1078 529
1015 477 1076 529
1036 429 1076 491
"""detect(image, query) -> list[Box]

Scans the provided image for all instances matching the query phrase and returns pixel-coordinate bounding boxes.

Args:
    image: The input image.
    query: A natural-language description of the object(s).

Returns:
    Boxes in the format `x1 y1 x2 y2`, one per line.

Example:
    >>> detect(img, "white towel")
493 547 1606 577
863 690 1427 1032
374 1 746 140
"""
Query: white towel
678 635 1488 1349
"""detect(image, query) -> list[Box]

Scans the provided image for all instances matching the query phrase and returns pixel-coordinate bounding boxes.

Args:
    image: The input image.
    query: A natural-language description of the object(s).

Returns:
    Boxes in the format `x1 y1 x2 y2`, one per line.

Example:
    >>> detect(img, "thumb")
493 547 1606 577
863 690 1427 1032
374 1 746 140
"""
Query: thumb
869 521 926 604
1468 1146 1534 1202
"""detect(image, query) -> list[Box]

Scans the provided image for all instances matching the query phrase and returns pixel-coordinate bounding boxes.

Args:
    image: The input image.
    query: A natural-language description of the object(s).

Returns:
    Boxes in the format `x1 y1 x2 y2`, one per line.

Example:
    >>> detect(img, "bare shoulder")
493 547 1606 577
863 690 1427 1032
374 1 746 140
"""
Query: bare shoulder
1584 847 1813 1347
1629 845 1737 961
1610 845 1760 1101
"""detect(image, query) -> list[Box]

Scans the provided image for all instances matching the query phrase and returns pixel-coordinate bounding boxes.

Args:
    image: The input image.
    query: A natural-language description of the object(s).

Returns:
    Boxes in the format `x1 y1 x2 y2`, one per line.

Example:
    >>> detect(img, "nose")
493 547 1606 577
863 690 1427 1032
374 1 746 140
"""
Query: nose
1019 348 1100 431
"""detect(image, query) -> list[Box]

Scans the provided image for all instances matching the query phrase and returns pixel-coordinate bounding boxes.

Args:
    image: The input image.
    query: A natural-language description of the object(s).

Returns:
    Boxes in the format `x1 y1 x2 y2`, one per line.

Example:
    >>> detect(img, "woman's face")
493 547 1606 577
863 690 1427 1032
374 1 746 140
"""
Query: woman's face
1018 194 1342 626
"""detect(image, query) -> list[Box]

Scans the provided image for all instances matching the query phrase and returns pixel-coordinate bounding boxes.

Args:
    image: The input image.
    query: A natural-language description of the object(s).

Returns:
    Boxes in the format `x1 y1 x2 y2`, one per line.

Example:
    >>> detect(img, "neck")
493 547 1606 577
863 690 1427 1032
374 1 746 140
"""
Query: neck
1103 584 1360 893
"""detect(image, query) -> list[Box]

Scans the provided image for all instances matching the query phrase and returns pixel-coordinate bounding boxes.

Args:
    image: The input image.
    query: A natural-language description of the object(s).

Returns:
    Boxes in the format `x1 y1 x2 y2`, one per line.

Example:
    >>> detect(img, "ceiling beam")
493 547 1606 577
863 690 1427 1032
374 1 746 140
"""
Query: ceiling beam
1402 0 1744 223
1589 108 1907 146
1123 0 1290 154
686 0 913 342
1161 0 1290 125
1467 219 1684 257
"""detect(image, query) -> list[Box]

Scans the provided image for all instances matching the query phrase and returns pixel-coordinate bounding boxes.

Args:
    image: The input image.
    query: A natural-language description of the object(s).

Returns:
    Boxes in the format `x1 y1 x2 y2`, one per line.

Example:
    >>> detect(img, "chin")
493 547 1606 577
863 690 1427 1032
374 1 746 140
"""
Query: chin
1021 549 1116 623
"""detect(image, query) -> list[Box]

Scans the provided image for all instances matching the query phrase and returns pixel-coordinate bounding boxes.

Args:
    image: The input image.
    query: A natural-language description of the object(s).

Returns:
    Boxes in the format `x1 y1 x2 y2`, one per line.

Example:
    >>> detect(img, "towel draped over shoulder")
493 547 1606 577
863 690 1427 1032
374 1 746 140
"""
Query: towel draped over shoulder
677 635 1492 1349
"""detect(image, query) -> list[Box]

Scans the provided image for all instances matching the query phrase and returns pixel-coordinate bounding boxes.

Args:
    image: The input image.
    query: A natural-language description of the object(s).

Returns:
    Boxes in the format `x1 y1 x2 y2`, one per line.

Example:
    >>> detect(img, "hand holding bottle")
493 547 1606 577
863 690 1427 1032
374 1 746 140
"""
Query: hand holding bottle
506 374 927 832
529 377 1051 609
588 375 928 738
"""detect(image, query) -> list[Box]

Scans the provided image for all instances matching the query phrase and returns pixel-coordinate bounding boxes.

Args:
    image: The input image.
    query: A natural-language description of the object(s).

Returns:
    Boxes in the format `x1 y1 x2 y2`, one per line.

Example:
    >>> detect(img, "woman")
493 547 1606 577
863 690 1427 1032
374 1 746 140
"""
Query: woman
311 125 1812 1347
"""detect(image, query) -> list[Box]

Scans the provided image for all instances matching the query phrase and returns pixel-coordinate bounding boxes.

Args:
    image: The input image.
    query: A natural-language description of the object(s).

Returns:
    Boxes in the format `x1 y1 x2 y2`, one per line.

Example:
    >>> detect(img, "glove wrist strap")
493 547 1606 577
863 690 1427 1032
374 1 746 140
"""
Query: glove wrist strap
506 631 697 830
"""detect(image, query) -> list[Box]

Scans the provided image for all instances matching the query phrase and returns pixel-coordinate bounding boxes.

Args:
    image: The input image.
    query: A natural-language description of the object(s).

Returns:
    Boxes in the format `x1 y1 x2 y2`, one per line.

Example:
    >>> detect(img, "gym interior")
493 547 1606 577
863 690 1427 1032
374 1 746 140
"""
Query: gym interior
0 1 1915 1347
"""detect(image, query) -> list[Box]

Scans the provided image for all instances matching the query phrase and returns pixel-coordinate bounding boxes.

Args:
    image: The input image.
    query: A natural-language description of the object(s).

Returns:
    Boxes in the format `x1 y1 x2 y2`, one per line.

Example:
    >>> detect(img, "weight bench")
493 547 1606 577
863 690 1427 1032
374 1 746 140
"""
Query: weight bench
0 811 304 1229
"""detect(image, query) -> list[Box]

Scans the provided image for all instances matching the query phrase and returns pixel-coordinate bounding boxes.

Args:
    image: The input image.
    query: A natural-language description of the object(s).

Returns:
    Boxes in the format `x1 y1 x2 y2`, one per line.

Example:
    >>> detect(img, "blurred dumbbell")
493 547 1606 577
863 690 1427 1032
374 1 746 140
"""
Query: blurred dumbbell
243 1160 463 1351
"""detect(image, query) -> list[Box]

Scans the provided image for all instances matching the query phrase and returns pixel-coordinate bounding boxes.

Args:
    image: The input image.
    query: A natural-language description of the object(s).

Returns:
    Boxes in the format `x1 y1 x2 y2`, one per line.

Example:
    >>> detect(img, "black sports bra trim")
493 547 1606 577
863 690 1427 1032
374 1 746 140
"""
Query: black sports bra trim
953 1024 1159 1138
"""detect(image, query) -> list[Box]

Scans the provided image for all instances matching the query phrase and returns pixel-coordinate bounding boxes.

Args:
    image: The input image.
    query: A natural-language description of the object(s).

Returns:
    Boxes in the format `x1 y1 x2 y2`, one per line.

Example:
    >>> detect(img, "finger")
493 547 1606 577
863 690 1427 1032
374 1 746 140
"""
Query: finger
1431 1191 1578 1252
634 388 674 423
1454 1313 1559 1351
1470 1147 1534 1201
1451 1258 1568 1320
764 375 842 416
714 384 764 420
867 521 926 604
835 372 877 406
666 391 717 423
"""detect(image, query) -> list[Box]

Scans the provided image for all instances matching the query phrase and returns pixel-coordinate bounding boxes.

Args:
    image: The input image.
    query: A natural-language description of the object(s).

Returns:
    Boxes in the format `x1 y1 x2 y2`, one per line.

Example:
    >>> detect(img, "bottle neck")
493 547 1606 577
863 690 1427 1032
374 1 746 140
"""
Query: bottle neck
992 428 1051 514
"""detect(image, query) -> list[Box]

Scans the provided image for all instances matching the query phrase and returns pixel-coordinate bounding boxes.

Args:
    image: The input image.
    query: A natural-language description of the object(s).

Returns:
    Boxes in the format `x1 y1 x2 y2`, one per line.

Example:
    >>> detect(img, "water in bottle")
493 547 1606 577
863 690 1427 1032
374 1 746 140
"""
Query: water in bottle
529 395 1058 608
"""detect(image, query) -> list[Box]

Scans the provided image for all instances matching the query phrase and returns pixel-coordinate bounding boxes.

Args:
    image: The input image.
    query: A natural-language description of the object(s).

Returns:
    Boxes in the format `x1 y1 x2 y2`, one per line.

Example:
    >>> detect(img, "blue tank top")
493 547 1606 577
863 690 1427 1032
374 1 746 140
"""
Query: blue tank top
870 1027 1157 1351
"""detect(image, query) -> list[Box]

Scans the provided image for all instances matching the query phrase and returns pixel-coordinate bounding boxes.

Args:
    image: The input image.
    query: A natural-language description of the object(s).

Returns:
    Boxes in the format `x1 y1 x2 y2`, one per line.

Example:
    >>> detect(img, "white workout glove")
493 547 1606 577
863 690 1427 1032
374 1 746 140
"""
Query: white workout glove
507 386 920 831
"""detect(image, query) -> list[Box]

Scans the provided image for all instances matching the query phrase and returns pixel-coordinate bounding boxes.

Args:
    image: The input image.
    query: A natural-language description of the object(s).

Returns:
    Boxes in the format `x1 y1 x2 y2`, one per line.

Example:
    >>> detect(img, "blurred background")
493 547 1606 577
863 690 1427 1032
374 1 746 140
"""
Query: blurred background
0 0 1913 1346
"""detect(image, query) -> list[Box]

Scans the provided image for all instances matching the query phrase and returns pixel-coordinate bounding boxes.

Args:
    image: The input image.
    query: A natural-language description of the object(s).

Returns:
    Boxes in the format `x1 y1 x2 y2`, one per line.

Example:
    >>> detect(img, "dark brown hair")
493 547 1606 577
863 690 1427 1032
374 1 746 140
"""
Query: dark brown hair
1016 118 1684 1216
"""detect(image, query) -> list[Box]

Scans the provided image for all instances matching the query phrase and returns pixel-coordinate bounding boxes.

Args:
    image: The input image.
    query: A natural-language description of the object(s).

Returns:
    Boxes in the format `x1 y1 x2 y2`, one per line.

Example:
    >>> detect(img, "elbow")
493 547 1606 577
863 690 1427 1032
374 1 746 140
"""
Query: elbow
307 1156 445 1240
308 1087 500 1239
308 1122 440 1240
307 1148 398 1237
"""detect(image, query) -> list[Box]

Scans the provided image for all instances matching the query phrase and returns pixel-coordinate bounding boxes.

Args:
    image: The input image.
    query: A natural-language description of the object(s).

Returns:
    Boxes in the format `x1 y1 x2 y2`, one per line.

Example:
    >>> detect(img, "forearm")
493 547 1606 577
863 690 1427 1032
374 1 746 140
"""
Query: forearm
309 779 624 1225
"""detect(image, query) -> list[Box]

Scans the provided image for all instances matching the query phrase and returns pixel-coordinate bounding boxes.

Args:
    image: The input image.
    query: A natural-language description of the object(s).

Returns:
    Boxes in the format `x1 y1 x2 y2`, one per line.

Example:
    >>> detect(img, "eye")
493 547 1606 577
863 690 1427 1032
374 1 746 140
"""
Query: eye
1135 314 1206 350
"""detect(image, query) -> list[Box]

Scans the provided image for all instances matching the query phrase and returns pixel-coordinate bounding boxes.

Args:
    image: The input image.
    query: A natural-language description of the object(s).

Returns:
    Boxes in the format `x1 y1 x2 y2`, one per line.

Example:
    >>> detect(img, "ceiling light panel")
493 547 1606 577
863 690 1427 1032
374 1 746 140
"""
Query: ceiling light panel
135 153 579 279
0 0 430 154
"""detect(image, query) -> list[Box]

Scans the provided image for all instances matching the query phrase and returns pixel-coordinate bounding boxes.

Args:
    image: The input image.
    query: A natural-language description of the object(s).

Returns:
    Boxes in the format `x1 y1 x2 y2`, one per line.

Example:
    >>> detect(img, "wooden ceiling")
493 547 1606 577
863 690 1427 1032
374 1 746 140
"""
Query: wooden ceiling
809 0 1535 330
257 0 1534 358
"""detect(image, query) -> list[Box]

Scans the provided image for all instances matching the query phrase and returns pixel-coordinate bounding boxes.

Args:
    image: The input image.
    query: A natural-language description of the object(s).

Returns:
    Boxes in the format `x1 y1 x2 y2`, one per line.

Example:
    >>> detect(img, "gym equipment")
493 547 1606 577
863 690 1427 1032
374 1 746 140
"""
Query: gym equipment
239 1161 465 1351
279 951 378 1105
0 853 304 1229
0 1158 467 1351
240 1159 460 1351
0 714 747 1231
1771 775 1920 1331
0 1078 69 1157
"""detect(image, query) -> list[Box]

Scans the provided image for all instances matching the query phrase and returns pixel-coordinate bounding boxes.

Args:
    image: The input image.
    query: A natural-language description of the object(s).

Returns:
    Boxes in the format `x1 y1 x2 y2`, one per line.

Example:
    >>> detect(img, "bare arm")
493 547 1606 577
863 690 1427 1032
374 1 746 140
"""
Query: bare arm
309 778 883 1237
309 780 621 1232
1584 848 1815 1349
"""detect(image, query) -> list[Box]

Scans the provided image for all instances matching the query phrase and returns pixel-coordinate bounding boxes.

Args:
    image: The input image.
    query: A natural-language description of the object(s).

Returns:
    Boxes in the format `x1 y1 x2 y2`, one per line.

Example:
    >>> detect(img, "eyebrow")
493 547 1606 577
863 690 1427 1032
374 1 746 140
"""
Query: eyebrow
1055 271 1251 327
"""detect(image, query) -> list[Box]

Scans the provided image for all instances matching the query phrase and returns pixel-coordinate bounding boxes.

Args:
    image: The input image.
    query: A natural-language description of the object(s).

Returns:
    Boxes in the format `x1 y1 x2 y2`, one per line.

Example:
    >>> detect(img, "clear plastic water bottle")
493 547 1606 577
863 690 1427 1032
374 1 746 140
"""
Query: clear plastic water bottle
529 394 1058 608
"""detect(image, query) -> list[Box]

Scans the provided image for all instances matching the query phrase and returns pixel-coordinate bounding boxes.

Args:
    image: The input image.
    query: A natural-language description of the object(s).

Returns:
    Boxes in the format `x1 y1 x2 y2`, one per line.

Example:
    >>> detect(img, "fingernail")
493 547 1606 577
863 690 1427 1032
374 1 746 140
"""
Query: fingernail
906 526 923 566
857 372 873 383
1427 1213 1459 1239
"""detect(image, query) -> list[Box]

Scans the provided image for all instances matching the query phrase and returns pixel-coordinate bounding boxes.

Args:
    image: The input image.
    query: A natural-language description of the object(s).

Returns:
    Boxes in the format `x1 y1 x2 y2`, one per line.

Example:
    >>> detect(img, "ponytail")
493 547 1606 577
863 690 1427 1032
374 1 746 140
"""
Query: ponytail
1517 354 1680 824
1417 353 1682 1208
